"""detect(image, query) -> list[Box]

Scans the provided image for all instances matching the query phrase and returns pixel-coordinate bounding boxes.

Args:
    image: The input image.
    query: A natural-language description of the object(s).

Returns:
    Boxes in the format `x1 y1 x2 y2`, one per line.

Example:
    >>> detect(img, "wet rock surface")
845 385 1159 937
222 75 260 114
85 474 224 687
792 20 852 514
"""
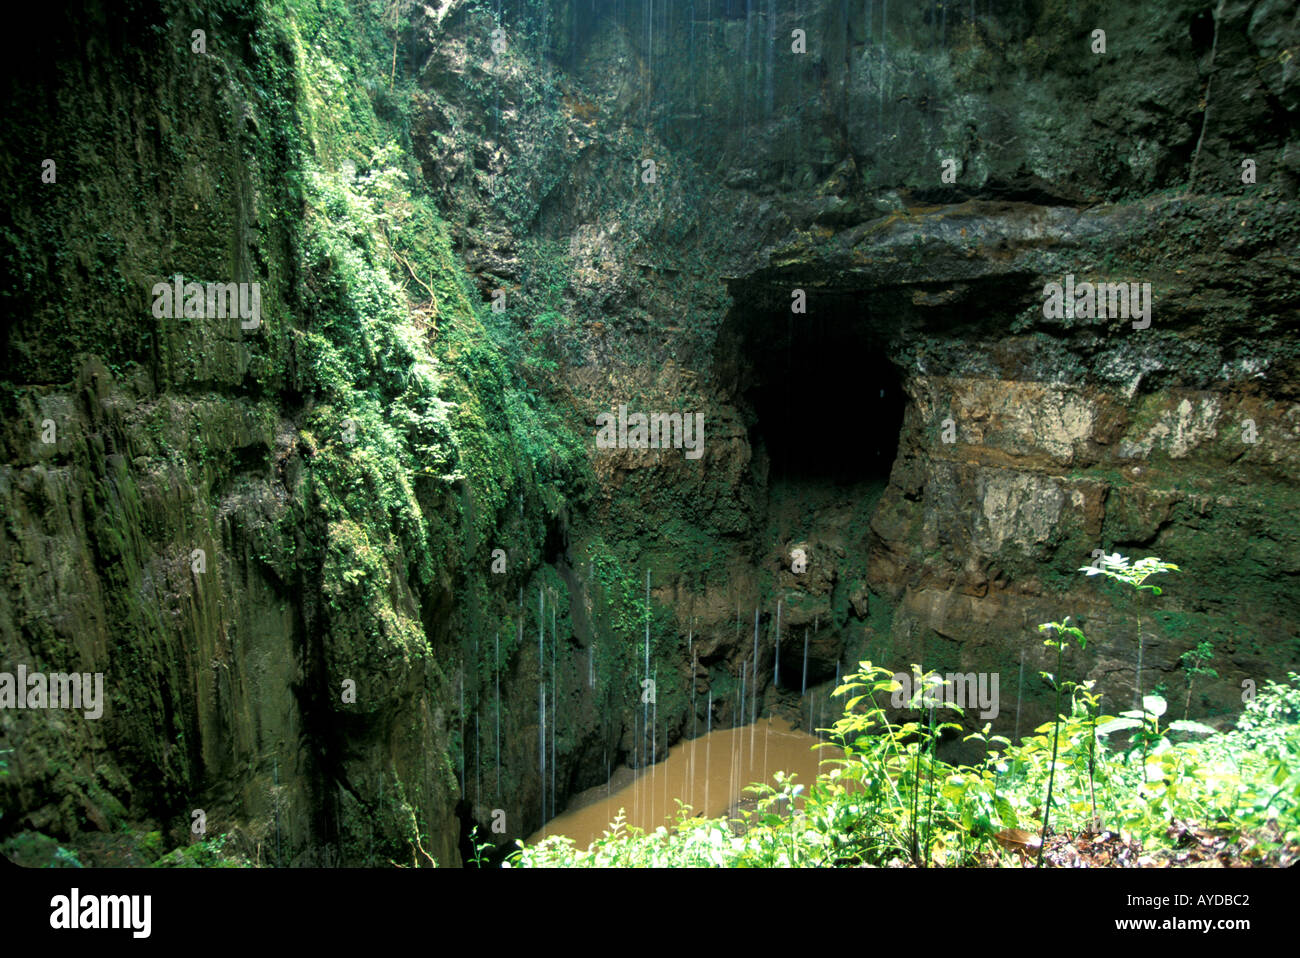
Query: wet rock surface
1 0 1297 865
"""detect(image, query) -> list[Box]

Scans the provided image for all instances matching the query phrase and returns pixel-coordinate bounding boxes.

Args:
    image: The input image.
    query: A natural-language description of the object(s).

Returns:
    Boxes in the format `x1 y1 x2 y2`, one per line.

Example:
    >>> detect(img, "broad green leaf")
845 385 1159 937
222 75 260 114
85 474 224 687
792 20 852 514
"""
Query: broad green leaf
995 795 1018 827
1166 720 1216 735
1142 695 1167 718
1096 717 1143 736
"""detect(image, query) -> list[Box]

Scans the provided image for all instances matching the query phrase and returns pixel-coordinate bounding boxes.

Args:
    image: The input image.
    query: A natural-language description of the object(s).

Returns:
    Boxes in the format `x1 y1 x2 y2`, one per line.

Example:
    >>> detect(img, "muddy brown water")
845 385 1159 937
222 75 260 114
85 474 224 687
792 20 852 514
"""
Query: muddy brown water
527 716 844 849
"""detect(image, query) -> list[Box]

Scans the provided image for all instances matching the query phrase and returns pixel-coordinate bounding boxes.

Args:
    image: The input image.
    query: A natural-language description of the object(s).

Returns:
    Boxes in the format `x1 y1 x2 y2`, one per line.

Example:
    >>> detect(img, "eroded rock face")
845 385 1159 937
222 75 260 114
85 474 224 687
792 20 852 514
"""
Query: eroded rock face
0 0 507 867
877 357 1300 718
735 192 1300 729
407 0 1298 745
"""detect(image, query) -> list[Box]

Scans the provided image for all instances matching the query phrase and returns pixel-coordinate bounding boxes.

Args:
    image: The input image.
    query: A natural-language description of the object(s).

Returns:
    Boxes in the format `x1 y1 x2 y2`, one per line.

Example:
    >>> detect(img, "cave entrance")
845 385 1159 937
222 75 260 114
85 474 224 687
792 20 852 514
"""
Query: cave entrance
723 290 905 486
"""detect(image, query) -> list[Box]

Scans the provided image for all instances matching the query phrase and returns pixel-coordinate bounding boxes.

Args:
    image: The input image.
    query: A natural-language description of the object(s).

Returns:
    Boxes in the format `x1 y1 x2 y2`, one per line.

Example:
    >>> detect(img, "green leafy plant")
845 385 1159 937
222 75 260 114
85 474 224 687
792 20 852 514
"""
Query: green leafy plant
1035 617 1087 865
468 825 493 868
509 651 1300 868
1079 553 1179 707
1237 672 1300 749
821 662 966 866
1072 679 1104 827
1096 693 1216 773
1180 641 1219 720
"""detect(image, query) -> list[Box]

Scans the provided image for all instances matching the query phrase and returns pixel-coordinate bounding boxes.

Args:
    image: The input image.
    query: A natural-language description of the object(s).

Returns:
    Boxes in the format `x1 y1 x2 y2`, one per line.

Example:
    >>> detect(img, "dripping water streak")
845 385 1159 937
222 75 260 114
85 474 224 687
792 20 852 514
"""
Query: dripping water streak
774 600 782 688
465 665 470 790
643 571 650 824
765 0 775 118
750 658 757 764
802 629 808 696
730 677 740 814
540 685 546 832
662 710 668 821
475 638 480 803
496 631 501 800
551 606 557 819
690 642 697 808
879 0 887 132
646 0 653 129
705 690 712 814
539 589 545 830
652 668 658 826
1014 645 1025 778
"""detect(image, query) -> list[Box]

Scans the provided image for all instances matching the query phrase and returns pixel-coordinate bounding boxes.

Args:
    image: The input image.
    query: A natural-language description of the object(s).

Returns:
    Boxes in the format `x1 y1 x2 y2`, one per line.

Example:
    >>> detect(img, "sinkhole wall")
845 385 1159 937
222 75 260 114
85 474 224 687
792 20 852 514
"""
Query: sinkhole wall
2 0 1299 865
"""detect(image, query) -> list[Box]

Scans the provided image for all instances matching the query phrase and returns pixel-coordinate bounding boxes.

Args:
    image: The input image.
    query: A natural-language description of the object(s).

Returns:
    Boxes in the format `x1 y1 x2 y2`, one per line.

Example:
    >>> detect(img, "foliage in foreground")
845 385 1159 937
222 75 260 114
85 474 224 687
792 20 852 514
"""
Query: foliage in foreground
509 650 1300 867
511 671 1299 868
512 558 1299 867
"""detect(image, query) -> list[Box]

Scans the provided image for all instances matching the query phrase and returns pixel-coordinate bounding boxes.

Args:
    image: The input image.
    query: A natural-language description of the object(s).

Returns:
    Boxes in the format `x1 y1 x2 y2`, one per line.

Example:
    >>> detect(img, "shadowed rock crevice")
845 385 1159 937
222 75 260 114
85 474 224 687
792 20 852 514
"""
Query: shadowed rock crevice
720 289 907 486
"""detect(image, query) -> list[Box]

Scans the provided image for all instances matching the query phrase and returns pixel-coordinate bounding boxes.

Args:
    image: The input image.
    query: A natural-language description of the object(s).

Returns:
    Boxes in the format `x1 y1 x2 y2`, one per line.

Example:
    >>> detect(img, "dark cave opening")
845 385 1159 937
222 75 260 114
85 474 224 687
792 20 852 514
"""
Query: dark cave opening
717 285 907 699
728 296 906 485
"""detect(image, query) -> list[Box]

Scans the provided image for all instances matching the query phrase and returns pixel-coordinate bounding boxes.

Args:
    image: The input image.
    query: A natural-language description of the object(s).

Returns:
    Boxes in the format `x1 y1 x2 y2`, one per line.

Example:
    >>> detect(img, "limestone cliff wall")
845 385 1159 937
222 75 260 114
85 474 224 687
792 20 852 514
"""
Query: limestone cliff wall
2 0 1296 865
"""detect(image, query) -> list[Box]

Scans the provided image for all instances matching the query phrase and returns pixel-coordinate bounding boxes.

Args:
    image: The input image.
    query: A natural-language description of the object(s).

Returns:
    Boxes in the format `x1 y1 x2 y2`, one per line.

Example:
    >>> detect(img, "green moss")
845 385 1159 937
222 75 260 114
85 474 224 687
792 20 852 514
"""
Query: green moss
155 833 247 868
0 832 82 867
